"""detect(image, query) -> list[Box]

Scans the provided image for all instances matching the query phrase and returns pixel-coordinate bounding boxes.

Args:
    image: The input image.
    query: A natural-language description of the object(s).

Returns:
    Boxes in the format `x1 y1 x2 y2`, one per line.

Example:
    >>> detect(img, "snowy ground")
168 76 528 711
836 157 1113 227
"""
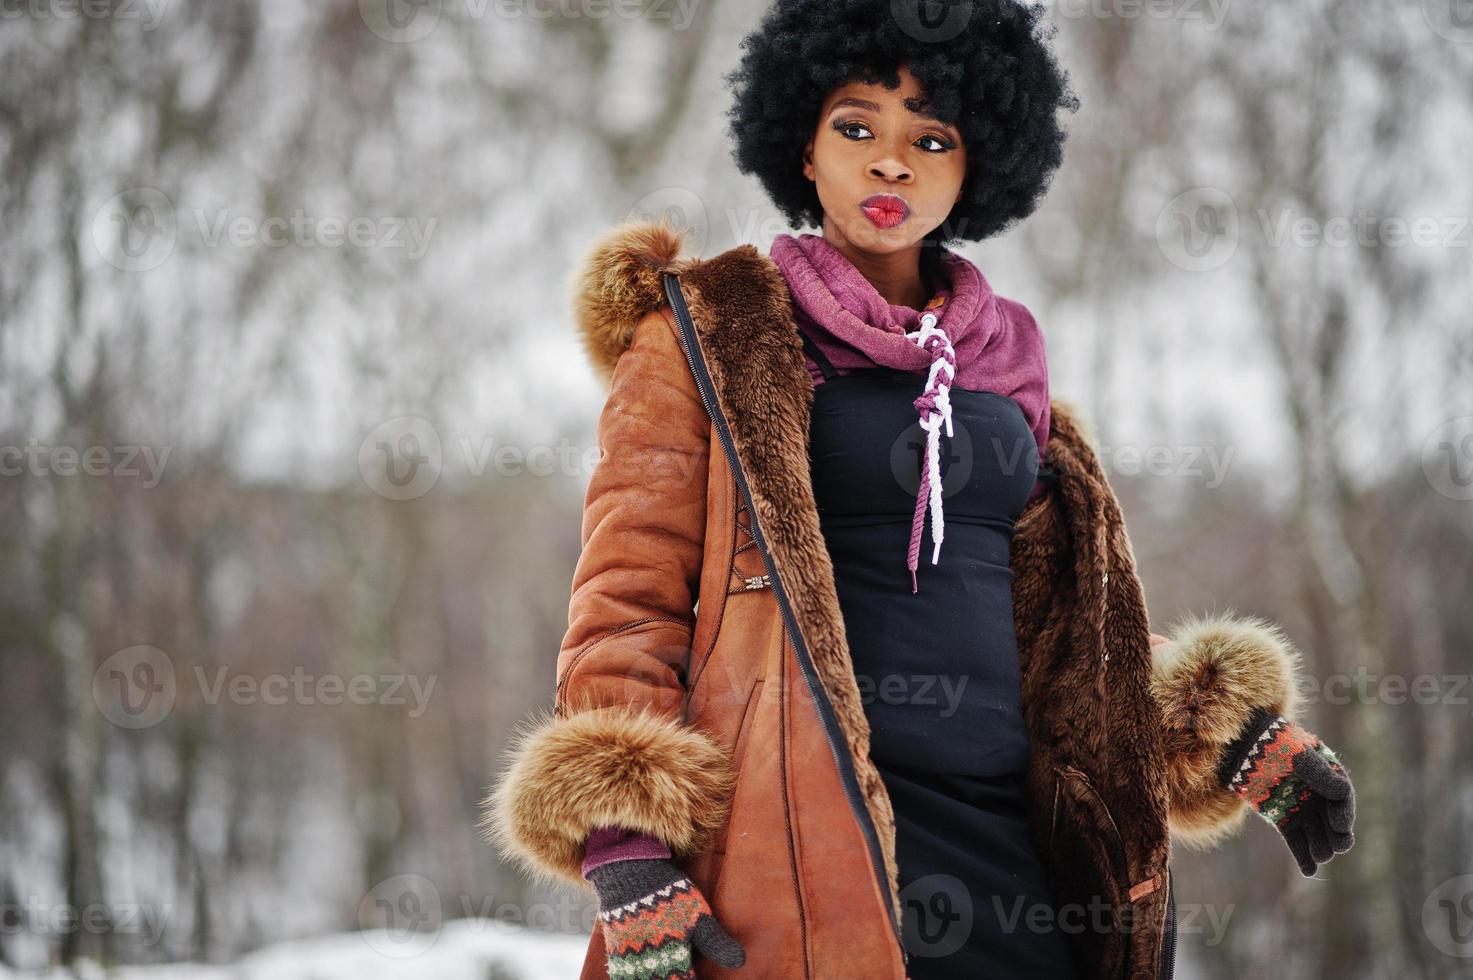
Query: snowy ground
0 919 589 979
0 924 1210 979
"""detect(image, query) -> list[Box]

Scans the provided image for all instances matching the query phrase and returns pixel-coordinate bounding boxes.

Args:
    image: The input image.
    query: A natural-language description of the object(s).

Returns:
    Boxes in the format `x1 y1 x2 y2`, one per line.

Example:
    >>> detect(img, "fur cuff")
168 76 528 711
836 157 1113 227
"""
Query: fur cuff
1151 612 1303 849
480 705 734 890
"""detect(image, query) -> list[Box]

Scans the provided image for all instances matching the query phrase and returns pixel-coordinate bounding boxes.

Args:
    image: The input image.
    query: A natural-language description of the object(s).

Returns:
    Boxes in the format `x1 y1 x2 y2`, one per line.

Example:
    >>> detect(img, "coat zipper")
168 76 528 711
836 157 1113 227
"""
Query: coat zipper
663 273 909 970
1160 865 1177 980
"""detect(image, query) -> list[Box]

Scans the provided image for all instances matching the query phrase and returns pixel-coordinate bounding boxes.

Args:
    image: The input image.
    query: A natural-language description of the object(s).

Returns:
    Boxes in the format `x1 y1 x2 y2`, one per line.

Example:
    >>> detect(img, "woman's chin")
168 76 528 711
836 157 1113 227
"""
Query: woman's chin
828 215 924 253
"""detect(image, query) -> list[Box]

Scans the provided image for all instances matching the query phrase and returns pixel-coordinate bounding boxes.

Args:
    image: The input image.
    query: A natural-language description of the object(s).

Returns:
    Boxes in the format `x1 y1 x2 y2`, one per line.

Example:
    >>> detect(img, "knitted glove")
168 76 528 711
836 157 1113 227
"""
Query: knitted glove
584 838 745 979
1216 707 1356 876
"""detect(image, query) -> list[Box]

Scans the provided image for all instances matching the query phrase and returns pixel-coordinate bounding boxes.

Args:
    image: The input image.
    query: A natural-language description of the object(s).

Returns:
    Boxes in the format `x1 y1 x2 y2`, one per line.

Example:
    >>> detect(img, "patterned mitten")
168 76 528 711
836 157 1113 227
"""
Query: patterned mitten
586 855 746 978
1216 707 1356 876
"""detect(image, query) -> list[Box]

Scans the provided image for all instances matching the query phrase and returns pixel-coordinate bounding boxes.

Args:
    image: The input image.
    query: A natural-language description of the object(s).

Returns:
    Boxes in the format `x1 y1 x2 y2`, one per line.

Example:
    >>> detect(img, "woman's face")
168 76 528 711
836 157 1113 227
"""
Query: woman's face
802 64 967 254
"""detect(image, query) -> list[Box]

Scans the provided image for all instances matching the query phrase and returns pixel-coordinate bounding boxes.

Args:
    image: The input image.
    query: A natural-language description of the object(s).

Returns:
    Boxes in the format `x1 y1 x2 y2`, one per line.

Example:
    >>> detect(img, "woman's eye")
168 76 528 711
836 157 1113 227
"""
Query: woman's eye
915 134 952 153
838 121 873 141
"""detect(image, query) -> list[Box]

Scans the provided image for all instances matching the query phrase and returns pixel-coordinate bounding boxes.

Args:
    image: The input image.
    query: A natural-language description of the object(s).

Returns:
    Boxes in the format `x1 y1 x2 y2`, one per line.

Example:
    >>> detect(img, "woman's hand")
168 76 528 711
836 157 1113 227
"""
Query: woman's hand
587 856 746 977
1215 707 1356 876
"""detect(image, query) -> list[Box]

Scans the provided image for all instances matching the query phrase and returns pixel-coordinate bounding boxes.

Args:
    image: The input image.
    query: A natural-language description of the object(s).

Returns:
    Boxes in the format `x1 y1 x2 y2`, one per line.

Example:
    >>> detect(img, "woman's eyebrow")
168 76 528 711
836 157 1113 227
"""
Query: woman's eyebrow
828 96 957 132
830 96 884 114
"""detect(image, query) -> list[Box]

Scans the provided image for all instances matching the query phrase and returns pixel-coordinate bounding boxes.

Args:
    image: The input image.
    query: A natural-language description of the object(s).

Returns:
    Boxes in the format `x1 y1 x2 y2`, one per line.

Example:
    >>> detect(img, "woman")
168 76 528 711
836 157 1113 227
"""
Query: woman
483 3 1356 978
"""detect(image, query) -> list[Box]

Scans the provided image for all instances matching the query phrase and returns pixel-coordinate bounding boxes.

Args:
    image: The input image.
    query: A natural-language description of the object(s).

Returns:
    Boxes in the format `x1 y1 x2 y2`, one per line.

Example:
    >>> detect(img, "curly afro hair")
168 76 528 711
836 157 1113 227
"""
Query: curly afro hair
724 0 1079 245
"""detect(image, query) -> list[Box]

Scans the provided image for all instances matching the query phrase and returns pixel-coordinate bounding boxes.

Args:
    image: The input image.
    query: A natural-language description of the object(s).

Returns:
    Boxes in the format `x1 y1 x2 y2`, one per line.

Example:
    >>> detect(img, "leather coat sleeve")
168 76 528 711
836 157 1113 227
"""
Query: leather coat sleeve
555 306 709 720
481 308 734 890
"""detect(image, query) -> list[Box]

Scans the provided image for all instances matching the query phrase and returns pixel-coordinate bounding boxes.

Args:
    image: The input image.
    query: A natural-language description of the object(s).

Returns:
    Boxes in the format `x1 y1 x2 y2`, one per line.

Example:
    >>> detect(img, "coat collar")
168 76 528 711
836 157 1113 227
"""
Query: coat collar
569 220 1104 485
569 219 1124 923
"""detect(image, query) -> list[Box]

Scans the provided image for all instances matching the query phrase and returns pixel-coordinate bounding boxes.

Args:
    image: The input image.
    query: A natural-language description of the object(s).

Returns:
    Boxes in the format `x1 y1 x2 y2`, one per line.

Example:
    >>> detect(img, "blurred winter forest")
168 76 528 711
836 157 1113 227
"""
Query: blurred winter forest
1 0 1470 977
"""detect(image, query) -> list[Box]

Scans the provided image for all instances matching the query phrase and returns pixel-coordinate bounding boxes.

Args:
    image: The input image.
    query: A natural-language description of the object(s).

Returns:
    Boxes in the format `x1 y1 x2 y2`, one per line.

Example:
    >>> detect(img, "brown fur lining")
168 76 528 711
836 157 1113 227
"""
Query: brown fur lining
481 704 734 890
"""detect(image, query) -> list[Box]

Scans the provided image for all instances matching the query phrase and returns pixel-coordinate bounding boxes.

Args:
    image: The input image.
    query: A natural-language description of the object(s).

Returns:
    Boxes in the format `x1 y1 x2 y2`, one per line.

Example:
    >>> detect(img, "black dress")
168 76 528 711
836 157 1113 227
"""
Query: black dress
801 331 1078 979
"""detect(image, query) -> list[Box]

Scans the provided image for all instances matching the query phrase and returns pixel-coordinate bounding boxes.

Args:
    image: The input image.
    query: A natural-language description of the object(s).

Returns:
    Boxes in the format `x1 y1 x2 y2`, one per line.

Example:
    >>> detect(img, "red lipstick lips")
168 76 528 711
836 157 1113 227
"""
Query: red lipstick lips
859 193 911 229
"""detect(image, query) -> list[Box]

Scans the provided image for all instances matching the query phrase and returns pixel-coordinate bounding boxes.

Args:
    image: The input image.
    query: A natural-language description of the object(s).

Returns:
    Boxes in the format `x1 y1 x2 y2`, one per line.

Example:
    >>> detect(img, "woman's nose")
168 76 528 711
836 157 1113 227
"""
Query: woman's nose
868 157 913 183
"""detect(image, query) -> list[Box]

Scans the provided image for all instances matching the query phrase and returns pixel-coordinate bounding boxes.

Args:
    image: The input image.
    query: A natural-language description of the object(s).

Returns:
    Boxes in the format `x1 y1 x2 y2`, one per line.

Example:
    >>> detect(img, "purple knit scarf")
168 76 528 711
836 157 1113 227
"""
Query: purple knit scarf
768 232 1051 592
